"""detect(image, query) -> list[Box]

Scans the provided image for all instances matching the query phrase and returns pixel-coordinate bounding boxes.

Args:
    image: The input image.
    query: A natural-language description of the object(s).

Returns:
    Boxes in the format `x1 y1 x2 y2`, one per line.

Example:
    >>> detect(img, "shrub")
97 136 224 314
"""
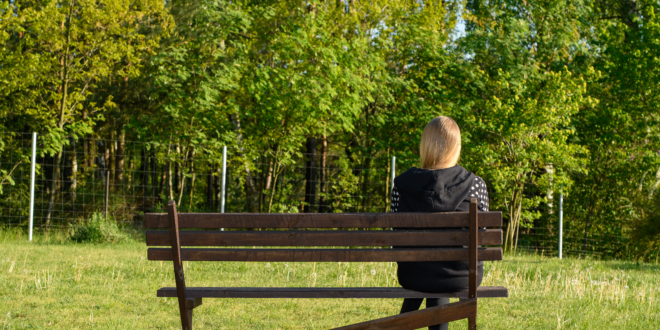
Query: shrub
69 212 128 244
629 192 660 261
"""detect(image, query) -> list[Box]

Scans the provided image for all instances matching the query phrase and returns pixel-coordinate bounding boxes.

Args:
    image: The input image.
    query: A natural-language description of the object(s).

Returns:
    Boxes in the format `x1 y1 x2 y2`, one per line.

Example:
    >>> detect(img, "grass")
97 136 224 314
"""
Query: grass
0 228 659 329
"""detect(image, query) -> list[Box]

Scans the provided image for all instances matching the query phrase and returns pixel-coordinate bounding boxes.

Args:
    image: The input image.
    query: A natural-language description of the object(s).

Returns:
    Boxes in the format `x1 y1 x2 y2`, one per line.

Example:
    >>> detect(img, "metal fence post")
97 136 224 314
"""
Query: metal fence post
28 132 37 241
221 145 227 213
391 156 396 192
559 186 563 259
105 170 110 221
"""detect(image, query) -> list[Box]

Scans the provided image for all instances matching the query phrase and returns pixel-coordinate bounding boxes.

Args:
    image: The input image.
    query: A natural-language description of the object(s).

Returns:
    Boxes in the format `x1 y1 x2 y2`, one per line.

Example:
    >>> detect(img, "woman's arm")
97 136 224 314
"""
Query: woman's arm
471 177 489 212
390 185 399 212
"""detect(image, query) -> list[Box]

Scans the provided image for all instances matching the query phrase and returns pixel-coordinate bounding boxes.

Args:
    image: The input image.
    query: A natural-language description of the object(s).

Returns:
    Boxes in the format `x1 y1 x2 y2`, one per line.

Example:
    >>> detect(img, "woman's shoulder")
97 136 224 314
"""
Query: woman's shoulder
469 175 488 190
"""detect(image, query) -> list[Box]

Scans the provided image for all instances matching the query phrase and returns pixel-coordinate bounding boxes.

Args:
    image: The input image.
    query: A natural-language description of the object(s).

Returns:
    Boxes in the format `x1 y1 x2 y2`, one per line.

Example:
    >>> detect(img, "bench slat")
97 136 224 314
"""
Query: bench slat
147 247 503 262
145 212 502 229
156 286 508 299
146 229 502 247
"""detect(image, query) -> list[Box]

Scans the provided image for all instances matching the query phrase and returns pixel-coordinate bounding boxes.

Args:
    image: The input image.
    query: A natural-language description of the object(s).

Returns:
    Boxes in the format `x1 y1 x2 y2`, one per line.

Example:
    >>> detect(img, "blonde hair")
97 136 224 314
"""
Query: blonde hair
419 116 461 170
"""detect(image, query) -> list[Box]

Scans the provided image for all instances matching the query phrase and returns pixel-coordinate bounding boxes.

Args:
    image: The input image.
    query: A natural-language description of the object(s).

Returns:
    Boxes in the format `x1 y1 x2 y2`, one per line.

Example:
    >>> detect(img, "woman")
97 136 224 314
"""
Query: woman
391 116 489 330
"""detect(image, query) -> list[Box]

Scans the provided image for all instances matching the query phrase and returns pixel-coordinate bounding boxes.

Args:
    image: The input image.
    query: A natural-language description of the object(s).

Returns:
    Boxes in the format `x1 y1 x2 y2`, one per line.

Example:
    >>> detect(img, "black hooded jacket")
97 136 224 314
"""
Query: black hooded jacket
391 165 489 293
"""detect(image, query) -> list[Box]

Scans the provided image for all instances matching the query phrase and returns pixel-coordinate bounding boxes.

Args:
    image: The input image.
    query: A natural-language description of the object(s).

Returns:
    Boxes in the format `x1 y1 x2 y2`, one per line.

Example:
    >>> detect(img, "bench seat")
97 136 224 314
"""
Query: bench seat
156 286 508 299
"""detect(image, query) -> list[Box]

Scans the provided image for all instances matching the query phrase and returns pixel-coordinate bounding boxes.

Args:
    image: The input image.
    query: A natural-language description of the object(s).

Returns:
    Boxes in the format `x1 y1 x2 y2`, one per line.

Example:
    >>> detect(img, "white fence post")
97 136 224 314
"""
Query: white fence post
28 132 37 242
559 186 563 259
221 146 227 213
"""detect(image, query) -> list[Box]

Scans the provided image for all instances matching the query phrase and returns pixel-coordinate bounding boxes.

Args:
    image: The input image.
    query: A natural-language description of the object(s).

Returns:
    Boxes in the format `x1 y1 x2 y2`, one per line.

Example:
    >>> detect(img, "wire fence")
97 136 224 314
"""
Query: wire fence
0 132 644 260
0 132 400 228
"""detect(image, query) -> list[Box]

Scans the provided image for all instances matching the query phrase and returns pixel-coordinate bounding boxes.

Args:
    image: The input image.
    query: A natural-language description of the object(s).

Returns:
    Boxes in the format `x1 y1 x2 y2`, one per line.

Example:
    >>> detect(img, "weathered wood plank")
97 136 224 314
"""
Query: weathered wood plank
145 212 503 229
469 199 479 330
331 299 477 330
167 201 192 330
147 247 503 262
146 229 503 247
469 199 478 300
156 286 509 299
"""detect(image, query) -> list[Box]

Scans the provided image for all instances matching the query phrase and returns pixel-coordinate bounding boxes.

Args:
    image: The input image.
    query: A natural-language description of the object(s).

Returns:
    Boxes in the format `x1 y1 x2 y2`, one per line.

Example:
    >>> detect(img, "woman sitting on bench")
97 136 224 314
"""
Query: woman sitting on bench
391 116 489 330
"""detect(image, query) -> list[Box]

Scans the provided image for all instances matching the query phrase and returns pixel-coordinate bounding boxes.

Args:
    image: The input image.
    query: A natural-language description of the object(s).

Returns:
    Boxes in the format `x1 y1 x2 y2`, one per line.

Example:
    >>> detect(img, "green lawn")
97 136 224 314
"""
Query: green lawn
1 231 659 329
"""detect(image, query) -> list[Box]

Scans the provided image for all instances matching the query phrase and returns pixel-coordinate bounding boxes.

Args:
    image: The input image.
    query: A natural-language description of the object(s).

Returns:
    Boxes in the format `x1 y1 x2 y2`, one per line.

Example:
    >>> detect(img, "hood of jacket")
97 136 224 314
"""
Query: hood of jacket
393 165 476 212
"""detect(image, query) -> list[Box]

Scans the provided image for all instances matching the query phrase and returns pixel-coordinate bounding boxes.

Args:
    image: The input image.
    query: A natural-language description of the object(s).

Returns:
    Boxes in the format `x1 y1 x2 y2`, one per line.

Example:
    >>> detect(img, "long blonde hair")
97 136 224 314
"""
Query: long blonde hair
419 116 461 170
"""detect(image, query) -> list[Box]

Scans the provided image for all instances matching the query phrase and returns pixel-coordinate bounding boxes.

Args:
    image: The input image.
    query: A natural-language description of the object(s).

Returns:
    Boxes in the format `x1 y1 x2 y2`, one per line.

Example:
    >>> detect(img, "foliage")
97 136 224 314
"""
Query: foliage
69 212 127 244
1 0 659 258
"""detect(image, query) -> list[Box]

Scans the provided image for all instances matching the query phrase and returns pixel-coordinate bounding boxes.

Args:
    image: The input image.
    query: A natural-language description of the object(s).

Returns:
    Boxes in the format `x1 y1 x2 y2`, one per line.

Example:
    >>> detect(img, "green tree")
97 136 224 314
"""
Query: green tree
565 0 660 257
0 0 171 224
391 0 596 251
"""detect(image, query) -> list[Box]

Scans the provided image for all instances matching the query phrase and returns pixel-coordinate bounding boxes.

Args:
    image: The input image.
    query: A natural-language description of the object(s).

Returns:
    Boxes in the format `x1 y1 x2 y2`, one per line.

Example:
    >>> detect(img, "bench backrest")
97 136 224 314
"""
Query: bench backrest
145 200 503 263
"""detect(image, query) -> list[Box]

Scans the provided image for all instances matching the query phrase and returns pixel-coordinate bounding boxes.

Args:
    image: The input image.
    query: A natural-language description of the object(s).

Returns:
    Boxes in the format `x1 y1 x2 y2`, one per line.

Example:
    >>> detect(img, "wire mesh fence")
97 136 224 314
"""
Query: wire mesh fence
0 132 399 228
0 132 645 260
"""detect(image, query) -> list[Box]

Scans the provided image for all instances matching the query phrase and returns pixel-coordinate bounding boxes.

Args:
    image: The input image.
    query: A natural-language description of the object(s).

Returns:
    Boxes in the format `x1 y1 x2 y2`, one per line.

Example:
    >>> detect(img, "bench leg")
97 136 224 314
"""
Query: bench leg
468 316 476 330
186 309 193 329
179 298 202 330
178 304 192 330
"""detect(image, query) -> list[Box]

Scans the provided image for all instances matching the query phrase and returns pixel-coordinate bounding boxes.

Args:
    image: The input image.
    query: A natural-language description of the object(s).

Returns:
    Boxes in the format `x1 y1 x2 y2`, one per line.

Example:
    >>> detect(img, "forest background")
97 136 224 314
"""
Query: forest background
0 0 659 261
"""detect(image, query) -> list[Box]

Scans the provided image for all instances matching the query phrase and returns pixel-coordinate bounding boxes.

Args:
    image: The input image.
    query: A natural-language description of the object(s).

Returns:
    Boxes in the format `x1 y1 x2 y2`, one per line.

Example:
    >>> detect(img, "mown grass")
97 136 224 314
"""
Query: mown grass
1 228 659 329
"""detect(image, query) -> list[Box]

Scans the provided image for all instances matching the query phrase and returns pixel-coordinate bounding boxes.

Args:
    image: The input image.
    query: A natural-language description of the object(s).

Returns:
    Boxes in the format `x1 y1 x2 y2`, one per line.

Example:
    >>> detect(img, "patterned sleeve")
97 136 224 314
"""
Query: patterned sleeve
390 185 399 212
468 176 489 212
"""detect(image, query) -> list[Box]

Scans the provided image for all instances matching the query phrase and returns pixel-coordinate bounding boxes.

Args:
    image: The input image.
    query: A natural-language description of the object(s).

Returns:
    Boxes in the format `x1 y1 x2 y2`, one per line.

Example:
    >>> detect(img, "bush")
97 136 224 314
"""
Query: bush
629 192 660 261
69 212 128 244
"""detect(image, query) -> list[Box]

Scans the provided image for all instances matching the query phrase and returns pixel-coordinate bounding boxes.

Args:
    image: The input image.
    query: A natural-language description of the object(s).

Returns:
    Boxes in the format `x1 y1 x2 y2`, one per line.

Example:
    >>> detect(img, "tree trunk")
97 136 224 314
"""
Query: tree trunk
319 135 328 213
158 162 166 202
514 197 523 251
116 130 125 183
45 4 72 227
266 147 281 213
215 166 222 211
151 148 157 203
70 138 78 202
360 157 372 212
177 147 188 207
167 144 174 201
83 138 90 170
175 144 181 193
385 148 391 213
44 150 63 225
188 147 196 211
267 163 283 213
583 201 596 252
141 147 148 208
83 112 91 169
258 155 266 212
104 146 110 199
304 137 317 213
504 188 520 252
90 138 97 170
206 168 214 210
127 154 134 191
109 133 115 191
265 157 274 190
244 164 257 212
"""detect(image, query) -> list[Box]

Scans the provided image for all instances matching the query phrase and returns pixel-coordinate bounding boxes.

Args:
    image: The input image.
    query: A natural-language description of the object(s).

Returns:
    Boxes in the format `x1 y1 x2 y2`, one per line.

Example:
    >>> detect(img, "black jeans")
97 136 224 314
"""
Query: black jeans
400 298 450 330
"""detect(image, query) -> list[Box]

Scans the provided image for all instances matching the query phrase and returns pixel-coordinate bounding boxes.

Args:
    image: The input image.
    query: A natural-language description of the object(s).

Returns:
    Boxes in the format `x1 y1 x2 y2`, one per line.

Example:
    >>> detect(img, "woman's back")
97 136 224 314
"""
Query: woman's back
392 165 489 293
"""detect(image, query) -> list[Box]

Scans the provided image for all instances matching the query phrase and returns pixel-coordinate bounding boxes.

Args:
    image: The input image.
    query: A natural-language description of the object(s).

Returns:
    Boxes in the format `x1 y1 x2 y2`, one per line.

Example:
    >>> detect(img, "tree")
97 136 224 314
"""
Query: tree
413 0 595 251
0 0 171 224
565 0 660 257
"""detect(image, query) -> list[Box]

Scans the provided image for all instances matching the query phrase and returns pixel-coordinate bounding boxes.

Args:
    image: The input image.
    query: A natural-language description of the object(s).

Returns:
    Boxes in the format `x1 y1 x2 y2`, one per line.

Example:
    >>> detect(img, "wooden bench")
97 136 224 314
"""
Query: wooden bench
145 199 507 330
